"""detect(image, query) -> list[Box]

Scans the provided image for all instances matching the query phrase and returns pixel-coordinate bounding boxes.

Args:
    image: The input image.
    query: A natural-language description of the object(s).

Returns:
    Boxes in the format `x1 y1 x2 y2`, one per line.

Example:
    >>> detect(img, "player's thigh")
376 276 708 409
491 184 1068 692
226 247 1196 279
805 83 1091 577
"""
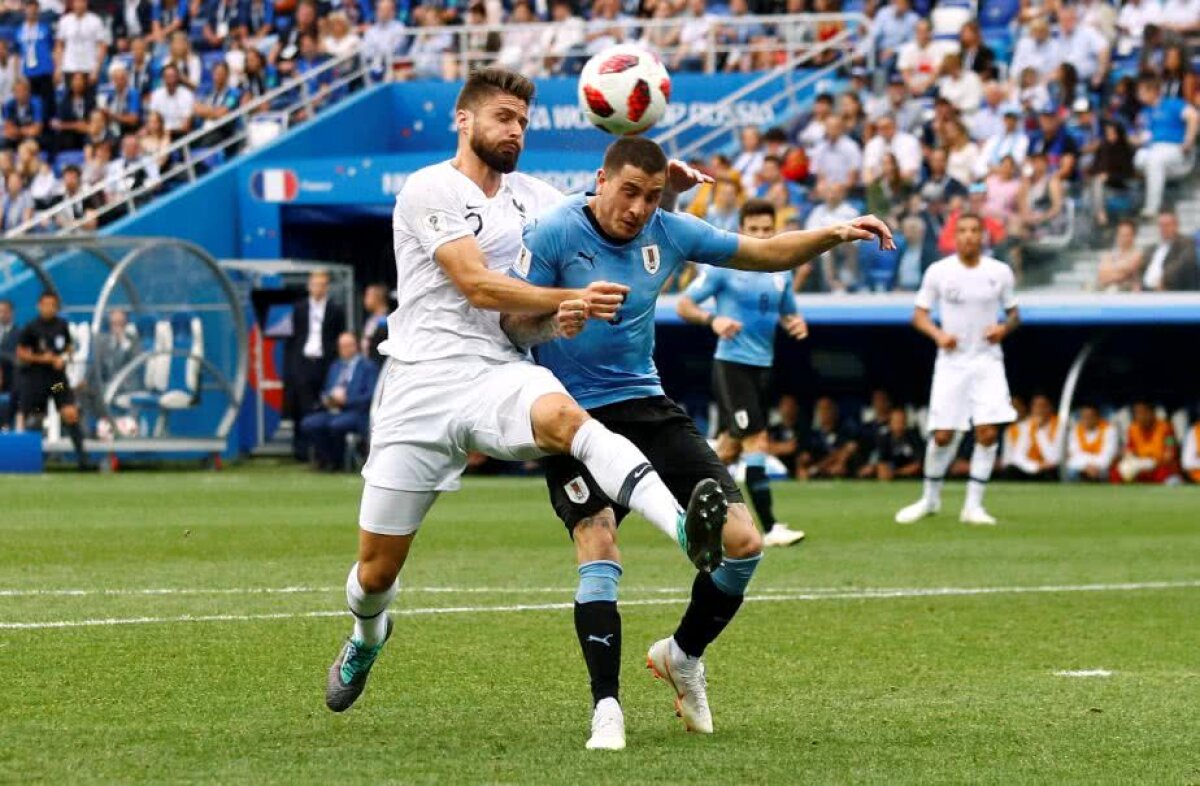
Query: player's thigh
358 483 440 538
543 452 628 538
636 398 744 507
17 378 50 416
363 359 470 493
713 360 770 439
926 361 972 433
968 358 1018 428
464 361 569 462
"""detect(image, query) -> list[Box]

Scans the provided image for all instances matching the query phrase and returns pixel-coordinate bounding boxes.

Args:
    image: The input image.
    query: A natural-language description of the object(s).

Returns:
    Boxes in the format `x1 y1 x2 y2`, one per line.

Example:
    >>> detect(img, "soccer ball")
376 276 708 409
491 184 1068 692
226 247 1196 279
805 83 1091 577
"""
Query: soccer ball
578 44 672 136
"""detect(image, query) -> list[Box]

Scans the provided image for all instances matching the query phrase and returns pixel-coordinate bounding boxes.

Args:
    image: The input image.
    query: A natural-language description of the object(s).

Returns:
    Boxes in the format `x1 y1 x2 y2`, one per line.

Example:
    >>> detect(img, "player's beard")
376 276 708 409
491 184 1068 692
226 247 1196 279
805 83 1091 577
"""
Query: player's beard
471 134 521 174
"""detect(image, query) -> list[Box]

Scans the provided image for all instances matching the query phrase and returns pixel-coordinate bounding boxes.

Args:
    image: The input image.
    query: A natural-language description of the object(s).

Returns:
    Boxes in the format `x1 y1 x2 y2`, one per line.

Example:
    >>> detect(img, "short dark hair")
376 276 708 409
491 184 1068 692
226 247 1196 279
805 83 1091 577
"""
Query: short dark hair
602 136 668 177
957 211 984 227
63 164 81 176
455 67 535 112
762 154 781 167
1137 75 1162 93
814 92 835 105
739 198 776 227
38 290 59 302
1116 217 1137 232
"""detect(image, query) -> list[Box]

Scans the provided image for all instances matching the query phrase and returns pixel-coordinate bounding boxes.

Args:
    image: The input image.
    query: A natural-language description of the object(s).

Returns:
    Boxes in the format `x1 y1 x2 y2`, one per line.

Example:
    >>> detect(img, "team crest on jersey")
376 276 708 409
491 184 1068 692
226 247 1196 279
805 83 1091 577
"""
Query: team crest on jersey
735 410 750 430
642 244 661 274
515 245 532 277
564 476 590 504
425 211 446 234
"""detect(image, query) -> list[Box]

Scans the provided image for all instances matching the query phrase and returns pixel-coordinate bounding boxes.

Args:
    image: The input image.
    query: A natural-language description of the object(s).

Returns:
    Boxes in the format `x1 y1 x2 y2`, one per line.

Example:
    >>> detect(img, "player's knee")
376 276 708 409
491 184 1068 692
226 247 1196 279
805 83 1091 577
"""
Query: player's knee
715 441 739 465
744 431 769 455
574 510 620 562
60 405 79 424
975 425 999 447
531 394 589 454
932 430 955 447
723 503 762 558
357 559 400 594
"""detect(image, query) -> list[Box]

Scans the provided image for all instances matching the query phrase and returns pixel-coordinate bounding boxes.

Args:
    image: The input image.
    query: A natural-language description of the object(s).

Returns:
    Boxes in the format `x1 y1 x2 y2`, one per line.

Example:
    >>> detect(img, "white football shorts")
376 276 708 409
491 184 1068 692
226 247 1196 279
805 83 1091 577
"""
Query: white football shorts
361 356 567 494
926 354 1018 433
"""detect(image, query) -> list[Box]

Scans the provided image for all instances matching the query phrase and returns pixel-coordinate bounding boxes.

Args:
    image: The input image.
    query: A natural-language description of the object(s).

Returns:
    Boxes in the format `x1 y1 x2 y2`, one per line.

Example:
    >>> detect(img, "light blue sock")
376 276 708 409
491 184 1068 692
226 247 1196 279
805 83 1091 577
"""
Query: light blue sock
710 553 762 597
575 560 622 603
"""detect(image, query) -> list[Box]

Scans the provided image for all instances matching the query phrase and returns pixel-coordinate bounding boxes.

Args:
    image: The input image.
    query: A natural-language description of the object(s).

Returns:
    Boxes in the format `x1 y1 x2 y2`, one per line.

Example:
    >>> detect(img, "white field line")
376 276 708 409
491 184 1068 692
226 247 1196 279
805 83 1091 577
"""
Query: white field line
1054 669 1115 678
0 585 847 598
1 579 1198 631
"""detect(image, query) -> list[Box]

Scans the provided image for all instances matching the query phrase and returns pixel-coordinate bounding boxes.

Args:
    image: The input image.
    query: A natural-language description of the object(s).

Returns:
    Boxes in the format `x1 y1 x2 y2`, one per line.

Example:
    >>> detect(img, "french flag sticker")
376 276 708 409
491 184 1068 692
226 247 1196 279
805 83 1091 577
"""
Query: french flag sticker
251 169 299 202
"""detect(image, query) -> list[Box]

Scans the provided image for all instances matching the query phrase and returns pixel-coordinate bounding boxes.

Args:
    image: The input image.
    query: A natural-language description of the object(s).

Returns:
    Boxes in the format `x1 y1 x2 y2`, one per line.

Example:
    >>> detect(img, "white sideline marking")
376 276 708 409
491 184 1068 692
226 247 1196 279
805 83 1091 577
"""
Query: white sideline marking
1055 669 1114 678
1 579 1198 631
0 585 856 598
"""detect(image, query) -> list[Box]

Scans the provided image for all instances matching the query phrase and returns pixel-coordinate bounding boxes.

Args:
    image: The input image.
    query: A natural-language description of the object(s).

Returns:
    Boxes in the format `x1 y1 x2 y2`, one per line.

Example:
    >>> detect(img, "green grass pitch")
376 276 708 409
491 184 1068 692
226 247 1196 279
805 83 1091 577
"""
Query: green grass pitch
2 465 1198 784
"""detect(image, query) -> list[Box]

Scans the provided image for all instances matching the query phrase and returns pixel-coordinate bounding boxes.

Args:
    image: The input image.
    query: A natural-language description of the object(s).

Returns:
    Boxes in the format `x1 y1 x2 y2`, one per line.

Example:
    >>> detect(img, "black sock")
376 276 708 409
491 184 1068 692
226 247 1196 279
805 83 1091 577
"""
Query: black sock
744 465 776 532
66 421 86 465
574 601 621 705
673 571 744 658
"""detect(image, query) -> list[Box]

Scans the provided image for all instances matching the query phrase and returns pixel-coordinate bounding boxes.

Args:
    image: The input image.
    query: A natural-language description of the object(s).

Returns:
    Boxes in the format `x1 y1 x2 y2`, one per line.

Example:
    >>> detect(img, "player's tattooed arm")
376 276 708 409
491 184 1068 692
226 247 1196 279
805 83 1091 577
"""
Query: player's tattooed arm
985 307 1021 344
500 300 589 348
729 215 895 272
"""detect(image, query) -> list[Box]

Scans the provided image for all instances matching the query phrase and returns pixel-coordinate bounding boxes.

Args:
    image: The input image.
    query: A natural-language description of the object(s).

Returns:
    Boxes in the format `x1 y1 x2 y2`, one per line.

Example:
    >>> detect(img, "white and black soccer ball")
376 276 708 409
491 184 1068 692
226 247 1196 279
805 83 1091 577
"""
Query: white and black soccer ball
578 44 672 136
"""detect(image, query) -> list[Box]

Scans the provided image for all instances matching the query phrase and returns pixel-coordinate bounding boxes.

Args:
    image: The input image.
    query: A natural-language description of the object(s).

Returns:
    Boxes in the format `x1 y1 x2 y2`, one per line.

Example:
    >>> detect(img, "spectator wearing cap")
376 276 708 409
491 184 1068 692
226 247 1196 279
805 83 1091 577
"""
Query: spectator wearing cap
56 0 110 85
975 105 1029 178
15 0 55 114
897 18 954 98
862 0 918 75
1010 17 1061 83
1142 209 1199 291
937 53 983 118
809 115 862 192
863 114 921 184
97 61 141 137
802 179 859 292
51 72 94 150
1133 76 1198 218
2 77 43 151
958 20 996 80
147 64 195 139
1057 5 1110 92
1028 105 1079 180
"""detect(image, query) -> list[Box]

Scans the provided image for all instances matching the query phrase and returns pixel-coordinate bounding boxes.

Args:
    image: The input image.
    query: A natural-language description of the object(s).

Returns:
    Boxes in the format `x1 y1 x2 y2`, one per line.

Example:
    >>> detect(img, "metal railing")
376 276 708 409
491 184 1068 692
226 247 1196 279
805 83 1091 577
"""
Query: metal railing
9 47 376 238
653 17 869 162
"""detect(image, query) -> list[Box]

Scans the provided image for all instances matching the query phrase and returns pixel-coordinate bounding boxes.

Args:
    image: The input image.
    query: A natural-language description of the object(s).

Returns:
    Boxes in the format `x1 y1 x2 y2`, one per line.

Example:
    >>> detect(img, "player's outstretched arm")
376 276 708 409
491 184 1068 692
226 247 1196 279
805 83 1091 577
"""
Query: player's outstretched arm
727 216 895 272
435 236 627 316
500 299 589 349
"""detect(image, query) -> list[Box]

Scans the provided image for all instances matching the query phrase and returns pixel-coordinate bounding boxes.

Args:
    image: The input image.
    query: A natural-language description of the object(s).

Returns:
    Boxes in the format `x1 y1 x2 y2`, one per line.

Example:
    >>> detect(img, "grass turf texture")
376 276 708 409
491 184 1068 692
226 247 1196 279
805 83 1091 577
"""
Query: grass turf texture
1 466 1198 784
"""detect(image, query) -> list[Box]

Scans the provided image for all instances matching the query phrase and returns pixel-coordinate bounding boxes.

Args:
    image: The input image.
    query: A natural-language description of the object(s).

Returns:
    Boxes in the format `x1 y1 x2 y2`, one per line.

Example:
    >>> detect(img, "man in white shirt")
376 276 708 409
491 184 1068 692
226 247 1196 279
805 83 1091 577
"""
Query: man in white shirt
803 179 860 292
809 115 862 191
1065 403 1119 481
147 64 195 137
937 52 983 118
54 0 108 84
897 18 955 97
673 0 714 72
970 81 1010 142
541 0 584 75
1160 0 1200 32
104 134 160 207
862 114 922 183
896 214 1020 526
1009 17 1062 83
287 268 347 461
1058 5 1111 90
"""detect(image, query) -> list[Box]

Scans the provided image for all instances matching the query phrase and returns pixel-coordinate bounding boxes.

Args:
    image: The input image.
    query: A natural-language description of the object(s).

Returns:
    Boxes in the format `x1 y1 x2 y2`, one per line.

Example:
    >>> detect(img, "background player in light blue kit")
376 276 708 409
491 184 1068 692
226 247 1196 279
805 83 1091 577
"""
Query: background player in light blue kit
502 136 893 750
677 198 809 548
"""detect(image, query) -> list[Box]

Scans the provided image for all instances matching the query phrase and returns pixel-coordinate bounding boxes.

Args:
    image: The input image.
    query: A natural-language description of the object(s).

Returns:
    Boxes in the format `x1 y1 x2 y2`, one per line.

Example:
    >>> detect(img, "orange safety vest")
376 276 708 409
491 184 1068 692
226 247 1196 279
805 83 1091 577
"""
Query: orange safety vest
1128 420 1173 461
1027 416 1059 463
1075 420 1110 455
1190 424 1200 483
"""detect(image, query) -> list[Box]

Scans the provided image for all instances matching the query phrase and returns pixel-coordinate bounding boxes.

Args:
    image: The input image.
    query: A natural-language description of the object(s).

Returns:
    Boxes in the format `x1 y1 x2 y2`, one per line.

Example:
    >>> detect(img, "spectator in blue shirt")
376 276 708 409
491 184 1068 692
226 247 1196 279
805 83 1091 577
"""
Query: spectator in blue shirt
1134 75 1199 218
2 78 43 151
241 0 277 50
199 0 244 51
299 331 378 471
1027 105 1080 180
15 0 55 113
194 61 241 143
150 0 189 48
97 60 143 136
863 0 919 75
283 31 331 116
128 37 159 96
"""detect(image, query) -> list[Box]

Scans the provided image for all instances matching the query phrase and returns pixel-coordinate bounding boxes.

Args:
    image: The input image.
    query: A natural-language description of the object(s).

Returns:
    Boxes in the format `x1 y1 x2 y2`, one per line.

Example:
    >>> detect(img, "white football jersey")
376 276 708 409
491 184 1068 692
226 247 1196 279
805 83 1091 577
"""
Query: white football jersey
915 255 1017 362
383 161 564 364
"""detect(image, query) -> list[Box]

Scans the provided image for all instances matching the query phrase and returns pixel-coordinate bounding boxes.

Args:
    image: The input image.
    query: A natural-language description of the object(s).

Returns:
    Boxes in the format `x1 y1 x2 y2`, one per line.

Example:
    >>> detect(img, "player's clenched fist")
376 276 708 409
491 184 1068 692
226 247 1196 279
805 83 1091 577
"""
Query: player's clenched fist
711 315 742 339
555 300 588 339
579 281 629 322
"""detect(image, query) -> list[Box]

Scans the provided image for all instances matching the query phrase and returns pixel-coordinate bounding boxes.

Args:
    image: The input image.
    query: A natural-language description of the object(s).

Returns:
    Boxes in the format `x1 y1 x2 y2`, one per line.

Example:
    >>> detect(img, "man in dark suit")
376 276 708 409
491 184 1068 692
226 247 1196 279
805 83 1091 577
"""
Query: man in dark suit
299 332 378 470
0 298 18 427
287 269 346 460
1143 210 1200 291
958 21 996 80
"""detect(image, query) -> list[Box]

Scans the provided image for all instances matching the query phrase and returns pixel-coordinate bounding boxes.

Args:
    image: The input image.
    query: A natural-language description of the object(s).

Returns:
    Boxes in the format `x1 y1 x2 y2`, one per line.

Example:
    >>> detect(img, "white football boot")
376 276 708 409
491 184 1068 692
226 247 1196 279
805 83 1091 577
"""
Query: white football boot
585 697 626 751
646 637 713 734
763 523 806 547
960 506 998 526
894 497 941 524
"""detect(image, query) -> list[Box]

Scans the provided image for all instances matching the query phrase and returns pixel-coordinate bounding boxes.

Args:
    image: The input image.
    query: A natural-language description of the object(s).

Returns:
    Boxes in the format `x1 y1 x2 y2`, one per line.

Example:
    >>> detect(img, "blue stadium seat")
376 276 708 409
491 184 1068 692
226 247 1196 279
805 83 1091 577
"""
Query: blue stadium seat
53 151 85 175
859 242 899 292
0 25 17 45
980 0 1021 29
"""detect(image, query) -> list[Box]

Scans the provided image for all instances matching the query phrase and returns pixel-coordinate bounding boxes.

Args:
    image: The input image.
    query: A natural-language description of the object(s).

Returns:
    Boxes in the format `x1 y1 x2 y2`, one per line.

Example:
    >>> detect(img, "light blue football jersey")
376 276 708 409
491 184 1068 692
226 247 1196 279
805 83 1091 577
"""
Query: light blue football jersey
683 266 797 368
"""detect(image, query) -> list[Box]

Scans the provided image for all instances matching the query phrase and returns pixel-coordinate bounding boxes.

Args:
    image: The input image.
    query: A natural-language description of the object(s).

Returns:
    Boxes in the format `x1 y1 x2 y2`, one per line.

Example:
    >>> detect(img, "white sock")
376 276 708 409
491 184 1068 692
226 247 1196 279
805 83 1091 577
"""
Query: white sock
570 419 682 540
966 442 998 511
346 562 397 647
922 438 955 506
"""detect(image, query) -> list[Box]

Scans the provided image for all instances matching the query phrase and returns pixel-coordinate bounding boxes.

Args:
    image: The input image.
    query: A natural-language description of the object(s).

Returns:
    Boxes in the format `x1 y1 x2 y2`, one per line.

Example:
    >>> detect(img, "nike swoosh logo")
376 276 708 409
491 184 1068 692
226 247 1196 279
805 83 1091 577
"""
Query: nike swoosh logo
630 464 651 483
465 203 483 210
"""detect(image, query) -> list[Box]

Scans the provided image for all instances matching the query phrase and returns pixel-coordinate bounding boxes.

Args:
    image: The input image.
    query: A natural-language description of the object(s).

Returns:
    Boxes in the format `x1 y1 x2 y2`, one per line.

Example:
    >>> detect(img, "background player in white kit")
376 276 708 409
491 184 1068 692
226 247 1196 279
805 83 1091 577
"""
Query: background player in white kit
324 68 728 714
895 214 1021 526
